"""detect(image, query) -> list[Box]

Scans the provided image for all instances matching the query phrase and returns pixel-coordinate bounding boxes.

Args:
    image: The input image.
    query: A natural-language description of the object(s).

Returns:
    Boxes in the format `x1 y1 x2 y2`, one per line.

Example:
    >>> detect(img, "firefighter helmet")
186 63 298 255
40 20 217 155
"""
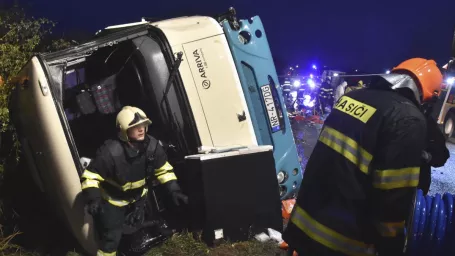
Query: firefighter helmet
392 58 443 102
116 106 152 141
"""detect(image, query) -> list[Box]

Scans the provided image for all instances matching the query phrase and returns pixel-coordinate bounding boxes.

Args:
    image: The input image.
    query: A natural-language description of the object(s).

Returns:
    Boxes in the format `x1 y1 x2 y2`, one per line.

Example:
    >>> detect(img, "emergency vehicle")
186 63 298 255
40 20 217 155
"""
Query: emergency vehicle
433 77 455 139
431 32 455 141
9 8 301 254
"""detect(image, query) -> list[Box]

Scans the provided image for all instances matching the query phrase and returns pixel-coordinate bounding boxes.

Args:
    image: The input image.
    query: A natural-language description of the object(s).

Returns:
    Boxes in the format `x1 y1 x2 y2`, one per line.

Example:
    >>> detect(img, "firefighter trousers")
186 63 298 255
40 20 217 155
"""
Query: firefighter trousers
94 200 127 255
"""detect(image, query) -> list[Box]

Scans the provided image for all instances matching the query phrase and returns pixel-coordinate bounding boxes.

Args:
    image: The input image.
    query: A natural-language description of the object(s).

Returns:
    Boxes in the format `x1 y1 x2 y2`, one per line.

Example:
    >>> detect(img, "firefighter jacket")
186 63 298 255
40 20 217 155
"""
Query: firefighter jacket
80 135 177 207
284 86 427 256
319 82 334 101
283 80 292 92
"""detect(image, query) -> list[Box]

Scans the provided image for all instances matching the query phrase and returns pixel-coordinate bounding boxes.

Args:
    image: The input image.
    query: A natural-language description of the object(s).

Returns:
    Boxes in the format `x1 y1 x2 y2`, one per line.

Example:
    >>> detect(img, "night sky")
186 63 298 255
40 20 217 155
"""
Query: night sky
17 0 455 73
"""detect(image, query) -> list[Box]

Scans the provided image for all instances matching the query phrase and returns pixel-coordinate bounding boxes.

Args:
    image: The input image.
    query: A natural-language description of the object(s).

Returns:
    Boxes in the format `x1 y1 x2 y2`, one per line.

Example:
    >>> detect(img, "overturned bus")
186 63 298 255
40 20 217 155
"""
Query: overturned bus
9 8 301 254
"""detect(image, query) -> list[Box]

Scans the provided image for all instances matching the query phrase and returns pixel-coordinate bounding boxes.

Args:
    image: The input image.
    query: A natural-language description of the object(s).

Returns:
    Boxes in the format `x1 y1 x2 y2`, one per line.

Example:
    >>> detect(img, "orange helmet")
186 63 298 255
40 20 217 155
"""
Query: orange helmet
392 58 443 102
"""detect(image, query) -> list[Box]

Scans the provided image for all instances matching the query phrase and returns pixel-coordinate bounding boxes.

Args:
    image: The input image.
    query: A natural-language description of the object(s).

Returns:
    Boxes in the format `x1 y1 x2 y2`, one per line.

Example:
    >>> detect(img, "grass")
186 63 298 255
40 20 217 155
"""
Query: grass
0 231 286 256
146 232 286 256
0 230 35 256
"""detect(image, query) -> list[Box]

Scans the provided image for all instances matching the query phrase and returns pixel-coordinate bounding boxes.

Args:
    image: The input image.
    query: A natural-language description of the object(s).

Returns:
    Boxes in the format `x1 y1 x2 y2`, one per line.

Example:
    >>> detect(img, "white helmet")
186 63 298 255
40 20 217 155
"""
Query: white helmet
116 106 152 141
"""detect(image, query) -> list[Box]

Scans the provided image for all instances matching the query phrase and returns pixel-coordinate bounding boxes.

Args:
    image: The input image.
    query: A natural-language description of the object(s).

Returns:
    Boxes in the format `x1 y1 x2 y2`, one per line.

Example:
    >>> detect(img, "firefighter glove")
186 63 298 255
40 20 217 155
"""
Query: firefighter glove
422 150 432 163
87 198 103 216
171 191 189 206
165 180 189 206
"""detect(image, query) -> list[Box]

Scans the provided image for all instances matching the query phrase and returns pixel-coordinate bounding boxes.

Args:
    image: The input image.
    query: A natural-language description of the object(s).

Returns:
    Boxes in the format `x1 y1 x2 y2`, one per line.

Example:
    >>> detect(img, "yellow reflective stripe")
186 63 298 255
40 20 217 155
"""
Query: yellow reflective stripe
290 206 375 256
376 221 405 237
97 250 116 256
373 167 420 190
334 96 377 123
81 180 99 189
105 179 146 191
157 172 177 184
319 126 372 174
155 161 174 176
81 170 105 181
101 188 148 207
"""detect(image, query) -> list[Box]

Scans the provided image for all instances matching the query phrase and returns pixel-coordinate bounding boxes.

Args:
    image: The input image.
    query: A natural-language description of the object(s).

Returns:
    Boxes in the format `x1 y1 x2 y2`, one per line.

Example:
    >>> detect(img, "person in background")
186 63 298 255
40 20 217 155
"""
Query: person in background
282 78 292 99
334 80 348 104
345 80 365 93
318 76 335 114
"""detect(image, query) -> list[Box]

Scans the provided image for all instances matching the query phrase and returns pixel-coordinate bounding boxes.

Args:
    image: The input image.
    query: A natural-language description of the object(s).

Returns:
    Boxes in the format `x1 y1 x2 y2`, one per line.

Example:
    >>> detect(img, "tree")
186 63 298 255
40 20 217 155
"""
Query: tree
0 6 74 167
0 6 73 132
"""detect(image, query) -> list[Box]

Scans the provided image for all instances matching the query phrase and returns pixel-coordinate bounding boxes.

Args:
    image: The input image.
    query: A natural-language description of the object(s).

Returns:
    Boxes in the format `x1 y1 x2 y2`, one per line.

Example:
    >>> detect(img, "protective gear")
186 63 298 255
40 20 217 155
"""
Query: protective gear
334 81 348 103
318 79 334 114
116 106 152 142
421 150 432 163
284 76 428 255
392 58 443 103
358 80 364 86
165 180 189 206
87 197 103 216
81 133 181 253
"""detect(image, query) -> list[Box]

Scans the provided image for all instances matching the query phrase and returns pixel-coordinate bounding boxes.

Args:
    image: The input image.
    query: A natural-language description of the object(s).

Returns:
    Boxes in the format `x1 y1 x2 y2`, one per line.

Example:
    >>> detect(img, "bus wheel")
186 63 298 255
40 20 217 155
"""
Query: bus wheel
444 112 455 138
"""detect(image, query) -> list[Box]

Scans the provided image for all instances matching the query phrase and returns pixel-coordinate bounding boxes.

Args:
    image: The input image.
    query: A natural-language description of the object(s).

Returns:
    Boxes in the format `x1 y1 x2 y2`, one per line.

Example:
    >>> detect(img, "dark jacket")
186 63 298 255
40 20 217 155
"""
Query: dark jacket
80 135 178 206
319 81 334 101
284 81 427 256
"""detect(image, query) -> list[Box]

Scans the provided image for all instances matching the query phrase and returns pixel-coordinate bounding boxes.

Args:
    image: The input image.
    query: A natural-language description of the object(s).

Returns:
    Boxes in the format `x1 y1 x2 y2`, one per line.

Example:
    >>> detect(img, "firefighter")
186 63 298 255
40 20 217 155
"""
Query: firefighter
318 76 335 114
345 80 365 93
419 103 450 195
282 78 292 99
81 106 188 256
283 58 443 256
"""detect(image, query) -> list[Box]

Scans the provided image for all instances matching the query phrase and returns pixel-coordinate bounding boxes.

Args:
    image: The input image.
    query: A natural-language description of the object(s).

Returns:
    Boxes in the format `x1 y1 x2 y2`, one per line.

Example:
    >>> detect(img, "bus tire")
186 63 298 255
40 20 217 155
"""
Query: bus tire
444 112 455 139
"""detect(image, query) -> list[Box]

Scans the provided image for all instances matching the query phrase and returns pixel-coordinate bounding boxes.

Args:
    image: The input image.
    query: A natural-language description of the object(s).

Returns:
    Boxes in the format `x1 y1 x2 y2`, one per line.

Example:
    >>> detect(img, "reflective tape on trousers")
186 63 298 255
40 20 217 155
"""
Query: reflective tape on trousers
291 206 376 256
373 167 420 189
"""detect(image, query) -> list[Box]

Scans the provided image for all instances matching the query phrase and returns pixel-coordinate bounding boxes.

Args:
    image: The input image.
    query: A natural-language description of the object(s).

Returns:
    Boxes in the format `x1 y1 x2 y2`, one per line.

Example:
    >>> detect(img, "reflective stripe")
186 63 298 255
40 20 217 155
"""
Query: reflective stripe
105 179 146 191
291 205 375 256
155 162 176 184
82 170 105 181
155 161 174 176
81 180 100 189
97 250 116 256
373 167 420 190
319 126 372 174
376 221 405 237
102 188 148 207
157 172 177 184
